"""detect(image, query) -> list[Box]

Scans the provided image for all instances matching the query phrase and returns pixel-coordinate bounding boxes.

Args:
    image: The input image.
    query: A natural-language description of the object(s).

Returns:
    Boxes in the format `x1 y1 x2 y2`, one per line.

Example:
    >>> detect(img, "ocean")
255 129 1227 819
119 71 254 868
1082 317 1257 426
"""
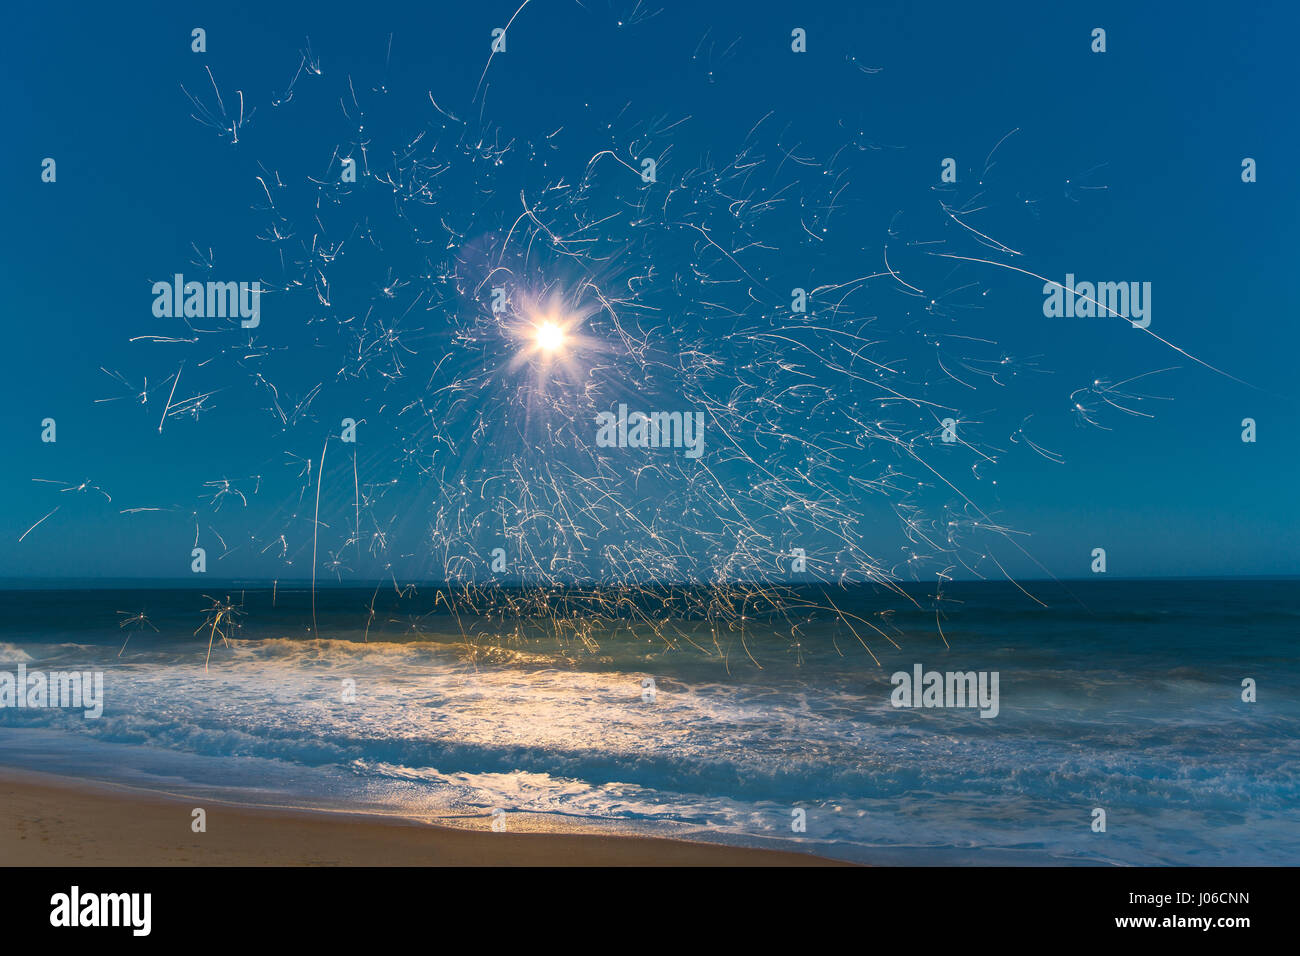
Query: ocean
0 578 1296 865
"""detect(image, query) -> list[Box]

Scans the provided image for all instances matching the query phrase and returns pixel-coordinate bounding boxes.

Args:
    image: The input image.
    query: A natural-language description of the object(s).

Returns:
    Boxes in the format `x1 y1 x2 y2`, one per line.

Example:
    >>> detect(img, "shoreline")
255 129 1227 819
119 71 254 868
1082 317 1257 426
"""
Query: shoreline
0 768 847 866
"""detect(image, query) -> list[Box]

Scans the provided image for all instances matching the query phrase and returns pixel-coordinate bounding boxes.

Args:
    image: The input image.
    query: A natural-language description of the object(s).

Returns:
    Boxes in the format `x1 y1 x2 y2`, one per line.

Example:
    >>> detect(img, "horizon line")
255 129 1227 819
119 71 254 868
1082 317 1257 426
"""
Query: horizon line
0 573 1294 591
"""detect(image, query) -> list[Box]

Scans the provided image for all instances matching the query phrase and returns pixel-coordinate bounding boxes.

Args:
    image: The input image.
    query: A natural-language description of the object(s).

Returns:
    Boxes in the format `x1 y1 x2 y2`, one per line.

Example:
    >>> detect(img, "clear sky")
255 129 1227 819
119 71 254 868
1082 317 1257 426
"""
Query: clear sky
2 0 1297 583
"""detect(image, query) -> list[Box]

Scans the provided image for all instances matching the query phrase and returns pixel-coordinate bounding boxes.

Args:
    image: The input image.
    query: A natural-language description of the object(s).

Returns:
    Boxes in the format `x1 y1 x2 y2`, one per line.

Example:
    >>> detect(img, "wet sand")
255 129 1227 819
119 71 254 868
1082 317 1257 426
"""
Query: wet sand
0 769 845 866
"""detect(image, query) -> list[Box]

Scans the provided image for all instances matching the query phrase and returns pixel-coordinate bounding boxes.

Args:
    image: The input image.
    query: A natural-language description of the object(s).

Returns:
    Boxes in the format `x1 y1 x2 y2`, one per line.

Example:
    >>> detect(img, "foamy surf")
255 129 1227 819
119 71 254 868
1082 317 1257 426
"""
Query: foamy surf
2 580 1298 865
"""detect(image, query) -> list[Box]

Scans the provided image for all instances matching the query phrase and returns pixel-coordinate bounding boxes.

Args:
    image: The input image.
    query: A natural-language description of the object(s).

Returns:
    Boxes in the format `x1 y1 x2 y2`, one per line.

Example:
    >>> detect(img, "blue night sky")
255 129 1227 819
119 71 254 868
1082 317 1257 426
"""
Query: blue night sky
2 0 1297 583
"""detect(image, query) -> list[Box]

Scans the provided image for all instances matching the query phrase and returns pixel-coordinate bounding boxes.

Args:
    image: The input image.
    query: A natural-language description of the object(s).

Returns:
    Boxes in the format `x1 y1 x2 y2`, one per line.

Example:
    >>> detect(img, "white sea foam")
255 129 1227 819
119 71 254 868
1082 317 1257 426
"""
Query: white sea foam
1 634 1298 865
0 643 35 663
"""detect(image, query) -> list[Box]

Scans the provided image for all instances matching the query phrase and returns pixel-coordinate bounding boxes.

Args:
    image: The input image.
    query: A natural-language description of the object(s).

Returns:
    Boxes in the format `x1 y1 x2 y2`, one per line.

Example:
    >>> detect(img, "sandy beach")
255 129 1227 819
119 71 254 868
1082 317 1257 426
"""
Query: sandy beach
0 769 842 866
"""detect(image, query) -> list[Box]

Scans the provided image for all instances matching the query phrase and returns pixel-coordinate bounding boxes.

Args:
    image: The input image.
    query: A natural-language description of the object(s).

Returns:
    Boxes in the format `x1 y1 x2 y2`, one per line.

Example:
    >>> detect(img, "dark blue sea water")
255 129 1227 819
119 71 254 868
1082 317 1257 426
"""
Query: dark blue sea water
0 578 1296 864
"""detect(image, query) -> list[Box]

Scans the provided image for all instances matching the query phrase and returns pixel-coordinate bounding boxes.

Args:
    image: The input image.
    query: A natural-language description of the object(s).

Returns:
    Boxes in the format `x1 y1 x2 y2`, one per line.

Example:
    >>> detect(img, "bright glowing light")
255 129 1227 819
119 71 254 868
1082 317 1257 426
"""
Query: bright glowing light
535 321 565 352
